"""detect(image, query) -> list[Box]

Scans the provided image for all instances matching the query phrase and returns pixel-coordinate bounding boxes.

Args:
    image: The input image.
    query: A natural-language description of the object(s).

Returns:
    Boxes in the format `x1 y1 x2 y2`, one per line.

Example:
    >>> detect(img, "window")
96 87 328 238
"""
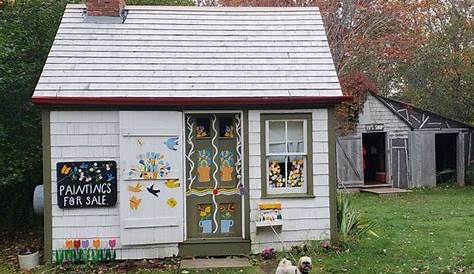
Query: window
261 114 313 197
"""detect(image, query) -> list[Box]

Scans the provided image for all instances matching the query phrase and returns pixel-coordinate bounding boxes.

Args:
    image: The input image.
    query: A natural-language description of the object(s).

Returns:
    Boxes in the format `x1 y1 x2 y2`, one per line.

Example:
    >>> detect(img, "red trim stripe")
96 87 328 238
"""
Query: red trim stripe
32 96 351 107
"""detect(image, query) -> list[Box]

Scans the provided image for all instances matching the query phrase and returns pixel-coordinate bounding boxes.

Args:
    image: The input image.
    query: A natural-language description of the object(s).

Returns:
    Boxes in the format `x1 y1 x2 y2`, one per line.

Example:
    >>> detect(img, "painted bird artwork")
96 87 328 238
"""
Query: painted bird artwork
129 196 142 210
128 182 143 193
165 179 180 189
147 184 161 197
165 137 179 151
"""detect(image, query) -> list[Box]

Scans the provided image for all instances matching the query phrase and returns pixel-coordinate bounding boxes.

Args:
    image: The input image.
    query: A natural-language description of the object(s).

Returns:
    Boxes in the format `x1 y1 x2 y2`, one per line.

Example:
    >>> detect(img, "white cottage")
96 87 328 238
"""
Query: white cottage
33 0 348 262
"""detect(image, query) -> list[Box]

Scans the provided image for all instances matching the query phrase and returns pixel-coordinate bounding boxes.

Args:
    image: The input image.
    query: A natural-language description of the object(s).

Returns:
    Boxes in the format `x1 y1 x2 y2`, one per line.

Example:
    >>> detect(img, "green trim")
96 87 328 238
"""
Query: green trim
262 194 316 199
260 113 314 198
243 110 251 241
42 110 53 262
327 107 338 243
179 239 251 257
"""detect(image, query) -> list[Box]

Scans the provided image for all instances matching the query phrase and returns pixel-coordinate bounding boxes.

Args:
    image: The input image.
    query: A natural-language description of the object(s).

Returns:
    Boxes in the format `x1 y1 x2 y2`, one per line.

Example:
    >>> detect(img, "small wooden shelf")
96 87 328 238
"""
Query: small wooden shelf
255 220 283 228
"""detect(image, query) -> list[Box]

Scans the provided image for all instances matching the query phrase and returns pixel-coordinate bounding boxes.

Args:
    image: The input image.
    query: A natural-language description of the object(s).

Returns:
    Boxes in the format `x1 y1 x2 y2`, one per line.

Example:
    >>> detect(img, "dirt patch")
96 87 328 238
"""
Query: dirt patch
0 230 43 272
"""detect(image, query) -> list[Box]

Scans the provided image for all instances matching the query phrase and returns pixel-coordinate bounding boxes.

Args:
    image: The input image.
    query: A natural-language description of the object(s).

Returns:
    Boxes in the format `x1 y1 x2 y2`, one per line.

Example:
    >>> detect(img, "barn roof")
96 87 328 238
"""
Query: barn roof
373 94 472 130
32 5 347 107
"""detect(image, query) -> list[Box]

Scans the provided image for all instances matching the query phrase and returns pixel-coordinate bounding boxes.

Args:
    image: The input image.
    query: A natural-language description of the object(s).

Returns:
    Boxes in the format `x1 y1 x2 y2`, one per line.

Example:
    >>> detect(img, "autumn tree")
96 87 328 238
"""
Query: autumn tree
395 0 473 124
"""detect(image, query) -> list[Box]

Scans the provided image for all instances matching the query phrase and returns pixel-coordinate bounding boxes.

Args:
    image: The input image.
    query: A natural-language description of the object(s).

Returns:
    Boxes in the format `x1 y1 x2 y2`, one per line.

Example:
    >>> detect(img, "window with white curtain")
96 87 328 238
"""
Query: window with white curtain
262 114 313 196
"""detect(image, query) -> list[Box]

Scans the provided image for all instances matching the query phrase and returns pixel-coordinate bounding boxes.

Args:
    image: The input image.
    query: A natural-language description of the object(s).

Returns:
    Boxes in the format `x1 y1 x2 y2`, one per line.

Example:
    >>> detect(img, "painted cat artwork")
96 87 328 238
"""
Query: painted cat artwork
129 152 171 179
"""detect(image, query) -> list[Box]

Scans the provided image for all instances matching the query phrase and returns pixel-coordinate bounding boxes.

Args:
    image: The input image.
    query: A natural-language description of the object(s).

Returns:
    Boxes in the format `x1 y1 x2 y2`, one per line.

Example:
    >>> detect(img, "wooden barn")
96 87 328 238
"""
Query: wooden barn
32 1 349 262
337 92 473 190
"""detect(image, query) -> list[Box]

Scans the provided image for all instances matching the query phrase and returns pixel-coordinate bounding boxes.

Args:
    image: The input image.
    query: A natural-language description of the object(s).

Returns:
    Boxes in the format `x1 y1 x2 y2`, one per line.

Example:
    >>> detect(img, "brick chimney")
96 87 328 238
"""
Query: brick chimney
87 0 125 17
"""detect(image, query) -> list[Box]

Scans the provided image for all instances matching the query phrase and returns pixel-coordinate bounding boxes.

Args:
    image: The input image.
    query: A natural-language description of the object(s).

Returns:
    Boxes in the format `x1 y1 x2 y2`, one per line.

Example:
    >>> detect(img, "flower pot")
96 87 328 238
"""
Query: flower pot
18 251 39 271
220 219 234 233
197 166 211 182
220 166 234 181
199 219 212 233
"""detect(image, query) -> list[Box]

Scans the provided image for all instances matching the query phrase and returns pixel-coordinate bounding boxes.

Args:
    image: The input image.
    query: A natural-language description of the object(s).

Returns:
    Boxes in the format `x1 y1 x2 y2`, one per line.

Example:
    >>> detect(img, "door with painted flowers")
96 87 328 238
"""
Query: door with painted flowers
185 113 244 239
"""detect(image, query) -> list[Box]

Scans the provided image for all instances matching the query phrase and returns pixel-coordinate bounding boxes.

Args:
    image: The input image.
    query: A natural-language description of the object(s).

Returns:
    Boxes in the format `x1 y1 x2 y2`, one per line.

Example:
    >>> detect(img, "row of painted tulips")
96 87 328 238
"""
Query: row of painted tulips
54 239 116 263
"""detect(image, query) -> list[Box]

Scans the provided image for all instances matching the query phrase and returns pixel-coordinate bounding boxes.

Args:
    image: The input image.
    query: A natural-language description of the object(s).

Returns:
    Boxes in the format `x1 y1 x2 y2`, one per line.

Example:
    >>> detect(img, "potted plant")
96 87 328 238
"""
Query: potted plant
197 149 212 182
18 246 39 270
219 203 235 233
219 150 235 182
198 205 212 233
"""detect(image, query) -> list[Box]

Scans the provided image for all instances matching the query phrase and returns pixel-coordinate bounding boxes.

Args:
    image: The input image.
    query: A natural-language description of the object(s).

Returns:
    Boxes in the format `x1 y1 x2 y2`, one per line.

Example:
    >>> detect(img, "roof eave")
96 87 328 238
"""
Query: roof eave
32 95 351 108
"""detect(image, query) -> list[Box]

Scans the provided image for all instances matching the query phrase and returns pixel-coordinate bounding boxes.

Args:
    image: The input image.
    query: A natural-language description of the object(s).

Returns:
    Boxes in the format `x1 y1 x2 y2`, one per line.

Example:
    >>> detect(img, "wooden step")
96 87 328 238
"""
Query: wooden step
181 257 251 270
361 183 392 189
360 187 412 197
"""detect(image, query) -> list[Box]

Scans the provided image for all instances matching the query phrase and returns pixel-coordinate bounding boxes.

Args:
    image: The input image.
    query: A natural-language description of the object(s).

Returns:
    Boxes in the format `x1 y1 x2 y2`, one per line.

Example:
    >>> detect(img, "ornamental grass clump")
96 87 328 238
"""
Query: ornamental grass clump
337 193 378 243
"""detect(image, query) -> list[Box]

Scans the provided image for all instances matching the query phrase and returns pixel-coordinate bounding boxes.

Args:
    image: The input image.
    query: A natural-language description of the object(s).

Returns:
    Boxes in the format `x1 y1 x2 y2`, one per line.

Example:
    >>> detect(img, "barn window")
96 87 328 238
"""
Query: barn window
261 114 313 197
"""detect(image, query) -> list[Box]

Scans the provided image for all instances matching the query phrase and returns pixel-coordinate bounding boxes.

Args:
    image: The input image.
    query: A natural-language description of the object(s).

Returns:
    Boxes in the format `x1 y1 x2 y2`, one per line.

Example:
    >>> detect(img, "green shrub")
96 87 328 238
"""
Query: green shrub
466 165 474 185
337 193 378 243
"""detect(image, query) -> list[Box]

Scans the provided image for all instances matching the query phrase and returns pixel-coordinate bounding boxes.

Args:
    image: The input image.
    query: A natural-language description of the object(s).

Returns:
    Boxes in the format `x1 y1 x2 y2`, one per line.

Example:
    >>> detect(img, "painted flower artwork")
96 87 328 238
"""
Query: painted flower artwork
269 161 285 188
59 162 115 184
219 203 235 219
55 238 117 263
198 150 212 167
219 150 235 181
197 149 212 182
129 152 171 179
288 159 304 187
198 204 212 220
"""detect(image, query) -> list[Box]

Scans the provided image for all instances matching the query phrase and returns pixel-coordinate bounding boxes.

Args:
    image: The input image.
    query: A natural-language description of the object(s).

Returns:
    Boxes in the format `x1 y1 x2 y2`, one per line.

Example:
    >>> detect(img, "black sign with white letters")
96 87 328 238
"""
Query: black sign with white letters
56 161 117 208
364 123 385 132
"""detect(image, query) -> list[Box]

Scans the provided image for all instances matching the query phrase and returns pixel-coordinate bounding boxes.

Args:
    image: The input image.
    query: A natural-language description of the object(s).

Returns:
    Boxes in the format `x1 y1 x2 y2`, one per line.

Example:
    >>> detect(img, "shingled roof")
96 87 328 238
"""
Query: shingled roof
32 5 346 107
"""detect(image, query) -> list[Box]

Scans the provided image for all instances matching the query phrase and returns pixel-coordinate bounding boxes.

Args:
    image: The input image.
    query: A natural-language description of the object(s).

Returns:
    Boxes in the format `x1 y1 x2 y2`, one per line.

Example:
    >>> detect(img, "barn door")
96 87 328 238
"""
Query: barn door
184 113 243 240
390 138 409 189
336 135 364 187
119 111 184 245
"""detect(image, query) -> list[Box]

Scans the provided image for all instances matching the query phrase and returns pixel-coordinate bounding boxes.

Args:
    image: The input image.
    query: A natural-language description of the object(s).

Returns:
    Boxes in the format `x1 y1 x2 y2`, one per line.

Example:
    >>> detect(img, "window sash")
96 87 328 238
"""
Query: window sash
265 119 307 156
265 119 308 194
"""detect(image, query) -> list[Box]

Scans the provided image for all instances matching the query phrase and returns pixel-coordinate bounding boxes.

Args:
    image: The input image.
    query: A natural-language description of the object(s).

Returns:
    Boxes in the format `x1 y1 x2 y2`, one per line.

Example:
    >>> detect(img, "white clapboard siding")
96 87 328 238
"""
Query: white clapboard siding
248 109 331 251
32 5 342 99
50 111 178 259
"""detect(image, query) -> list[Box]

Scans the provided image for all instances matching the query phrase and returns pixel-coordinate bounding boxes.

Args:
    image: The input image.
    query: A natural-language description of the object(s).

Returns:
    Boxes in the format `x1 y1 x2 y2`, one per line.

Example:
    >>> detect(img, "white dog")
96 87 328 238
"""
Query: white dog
275 256 312 274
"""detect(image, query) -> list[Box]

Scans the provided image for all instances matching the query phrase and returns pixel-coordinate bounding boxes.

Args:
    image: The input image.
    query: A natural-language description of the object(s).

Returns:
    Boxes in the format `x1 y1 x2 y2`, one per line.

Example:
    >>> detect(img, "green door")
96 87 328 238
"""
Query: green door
185 113 243 239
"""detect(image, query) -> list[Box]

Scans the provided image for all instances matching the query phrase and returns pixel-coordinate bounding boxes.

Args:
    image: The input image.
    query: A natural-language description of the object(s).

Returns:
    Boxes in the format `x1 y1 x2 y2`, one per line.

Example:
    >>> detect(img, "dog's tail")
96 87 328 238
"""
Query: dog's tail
278 258 293 268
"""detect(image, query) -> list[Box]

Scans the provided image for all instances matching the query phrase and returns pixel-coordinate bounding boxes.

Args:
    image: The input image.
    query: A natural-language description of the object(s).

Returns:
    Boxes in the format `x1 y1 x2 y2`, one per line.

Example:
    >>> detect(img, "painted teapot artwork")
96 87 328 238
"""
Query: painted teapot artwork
197 149 212 182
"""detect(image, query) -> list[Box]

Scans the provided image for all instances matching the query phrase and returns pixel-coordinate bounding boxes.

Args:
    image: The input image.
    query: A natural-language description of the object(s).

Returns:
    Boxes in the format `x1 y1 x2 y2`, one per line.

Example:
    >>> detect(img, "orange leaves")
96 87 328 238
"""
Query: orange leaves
337 72 377 134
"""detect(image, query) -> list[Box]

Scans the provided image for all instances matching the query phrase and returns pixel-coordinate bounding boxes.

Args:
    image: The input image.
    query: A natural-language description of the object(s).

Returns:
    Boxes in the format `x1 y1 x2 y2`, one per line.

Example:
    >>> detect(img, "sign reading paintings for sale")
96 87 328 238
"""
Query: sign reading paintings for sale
56 161 117 208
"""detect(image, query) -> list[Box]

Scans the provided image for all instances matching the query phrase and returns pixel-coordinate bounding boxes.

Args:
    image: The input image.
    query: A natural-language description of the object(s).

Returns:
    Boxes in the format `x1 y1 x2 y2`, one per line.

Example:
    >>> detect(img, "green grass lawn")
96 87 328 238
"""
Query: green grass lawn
311 186 473 273
1 186 472 274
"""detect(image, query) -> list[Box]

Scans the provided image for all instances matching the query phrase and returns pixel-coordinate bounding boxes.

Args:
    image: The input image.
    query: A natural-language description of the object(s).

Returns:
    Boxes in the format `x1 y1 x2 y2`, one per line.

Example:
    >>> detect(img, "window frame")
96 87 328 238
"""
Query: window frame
260 113 314 198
